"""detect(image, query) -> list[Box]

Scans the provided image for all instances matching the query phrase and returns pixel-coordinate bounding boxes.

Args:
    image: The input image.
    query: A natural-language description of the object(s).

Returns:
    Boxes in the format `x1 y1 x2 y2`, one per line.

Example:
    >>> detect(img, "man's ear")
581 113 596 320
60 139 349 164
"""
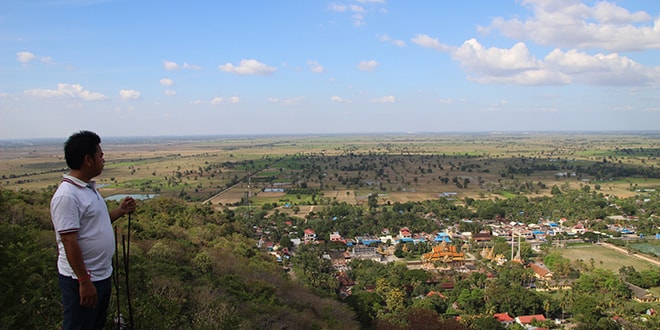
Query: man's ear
83 154 93 167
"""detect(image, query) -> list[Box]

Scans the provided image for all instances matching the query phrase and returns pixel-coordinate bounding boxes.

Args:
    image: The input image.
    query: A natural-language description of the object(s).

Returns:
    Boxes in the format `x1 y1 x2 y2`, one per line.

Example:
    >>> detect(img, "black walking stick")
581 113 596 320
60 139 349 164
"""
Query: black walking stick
113 226 122 329
113 211 135 329
122 212 135 329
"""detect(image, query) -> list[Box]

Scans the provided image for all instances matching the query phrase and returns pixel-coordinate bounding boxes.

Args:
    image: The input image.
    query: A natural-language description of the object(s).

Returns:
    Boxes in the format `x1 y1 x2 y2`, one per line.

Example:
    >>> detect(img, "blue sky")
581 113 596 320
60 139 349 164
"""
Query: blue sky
1 0 659 139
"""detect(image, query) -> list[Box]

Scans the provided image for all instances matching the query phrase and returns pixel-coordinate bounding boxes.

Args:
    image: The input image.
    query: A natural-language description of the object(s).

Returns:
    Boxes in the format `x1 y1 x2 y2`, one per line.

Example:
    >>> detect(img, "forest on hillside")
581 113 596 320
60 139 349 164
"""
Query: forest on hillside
2 183 660 329
0 189 357 330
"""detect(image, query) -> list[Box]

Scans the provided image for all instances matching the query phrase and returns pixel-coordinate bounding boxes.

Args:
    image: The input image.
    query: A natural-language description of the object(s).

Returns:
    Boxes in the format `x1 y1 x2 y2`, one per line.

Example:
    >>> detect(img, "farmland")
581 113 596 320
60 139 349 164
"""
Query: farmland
2 132 658 208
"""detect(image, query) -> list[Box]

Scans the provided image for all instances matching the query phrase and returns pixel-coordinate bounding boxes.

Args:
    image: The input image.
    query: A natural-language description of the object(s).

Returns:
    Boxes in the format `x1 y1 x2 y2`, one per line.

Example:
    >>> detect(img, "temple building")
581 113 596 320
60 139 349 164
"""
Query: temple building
421 241 465 268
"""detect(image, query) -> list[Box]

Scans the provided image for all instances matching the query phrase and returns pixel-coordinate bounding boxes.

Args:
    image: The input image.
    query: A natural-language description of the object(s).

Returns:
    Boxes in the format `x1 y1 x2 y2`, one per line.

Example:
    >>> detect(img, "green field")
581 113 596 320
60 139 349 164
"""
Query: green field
631 241 660 257
559 245 659 273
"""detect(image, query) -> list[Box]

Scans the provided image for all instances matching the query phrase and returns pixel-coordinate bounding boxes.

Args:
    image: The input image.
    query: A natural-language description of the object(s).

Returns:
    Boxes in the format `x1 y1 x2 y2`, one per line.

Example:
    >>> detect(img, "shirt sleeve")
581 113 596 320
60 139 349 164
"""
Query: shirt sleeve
51 194 81 234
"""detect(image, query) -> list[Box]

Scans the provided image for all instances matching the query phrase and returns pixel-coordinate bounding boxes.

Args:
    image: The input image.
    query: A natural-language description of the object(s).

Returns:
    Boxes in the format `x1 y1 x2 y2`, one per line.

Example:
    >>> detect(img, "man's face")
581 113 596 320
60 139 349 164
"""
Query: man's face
89 144 105 176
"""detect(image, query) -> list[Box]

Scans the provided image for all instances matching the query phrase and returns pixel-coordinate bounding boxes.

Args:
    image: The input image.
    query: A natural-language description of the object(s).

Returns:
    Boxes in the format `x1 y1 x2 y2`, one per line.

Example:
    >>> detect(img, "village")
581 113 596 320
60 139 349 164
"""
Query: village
257 215 658 328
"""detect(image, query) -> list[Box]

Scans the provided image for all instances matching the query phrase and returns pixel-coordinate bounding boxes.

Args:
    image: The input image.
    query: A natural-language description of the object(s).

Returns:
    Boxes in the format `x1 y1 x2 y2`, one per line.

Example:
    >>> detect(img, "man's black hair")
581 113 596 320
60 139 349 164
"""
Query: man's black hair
64 130 101 170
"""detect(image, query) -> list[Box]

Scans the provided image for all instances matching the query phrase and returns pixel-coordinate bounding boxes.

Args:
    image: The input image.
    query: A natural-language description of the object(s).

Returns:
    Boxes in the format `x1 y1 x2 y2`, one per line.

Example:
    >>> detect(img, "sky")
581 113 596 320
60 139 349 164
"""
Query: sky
1 0 659 139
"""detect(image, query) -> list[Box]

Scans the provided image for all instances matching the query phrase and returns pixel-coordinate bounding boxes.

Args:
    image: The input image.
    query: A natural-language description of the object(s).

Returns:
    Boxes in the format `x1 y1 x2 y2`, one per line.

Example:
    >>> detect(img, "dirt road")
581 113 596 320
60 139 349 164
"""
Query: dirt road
598 242 660 267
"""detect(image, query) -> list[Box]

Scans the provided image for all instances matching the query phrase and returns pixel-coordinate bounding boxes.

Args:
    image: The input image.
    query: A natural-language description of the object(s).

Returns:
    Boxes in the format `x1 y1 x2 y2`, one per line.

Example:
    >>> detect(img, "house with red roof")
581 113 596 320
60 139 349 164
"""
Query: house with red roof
399 227 412 239
329 231 346 243
529 262 553 281
516 314 546 325
303 228 316 243
426 291 447 299
493 312 515 326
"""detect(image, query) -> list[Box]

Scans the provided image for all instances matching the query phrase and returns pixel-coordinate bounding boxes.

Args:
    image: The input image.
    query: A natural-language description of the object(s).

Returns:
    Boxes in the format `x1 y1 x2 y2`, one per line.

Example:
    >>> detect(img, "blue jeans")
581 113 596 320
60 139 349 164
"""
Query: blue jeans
59 274 112 330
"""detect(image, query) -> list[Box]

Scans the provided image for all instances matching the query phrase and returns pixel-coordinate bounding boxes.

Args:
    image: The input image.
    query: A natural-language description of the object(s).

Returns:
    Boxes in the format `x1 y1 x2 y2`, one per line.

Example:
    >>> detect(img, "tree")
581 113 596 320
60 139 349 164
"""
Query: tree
291 243 338 297
279 235 293 250
344 291 383 328
496 262 534 287
0 222 60 328
468 316 505 330
368 193 378 209
384 287 406 314
456 288 485 314
571 294 603 325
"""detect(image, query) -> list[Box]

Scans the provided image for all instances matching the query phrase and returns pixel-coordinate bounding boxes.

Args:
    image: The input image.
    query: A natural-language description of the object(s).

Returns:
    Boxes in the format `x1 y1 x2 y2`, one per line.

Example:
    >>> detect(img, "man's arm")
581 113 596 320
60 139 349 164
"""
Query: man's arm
60 232 97 307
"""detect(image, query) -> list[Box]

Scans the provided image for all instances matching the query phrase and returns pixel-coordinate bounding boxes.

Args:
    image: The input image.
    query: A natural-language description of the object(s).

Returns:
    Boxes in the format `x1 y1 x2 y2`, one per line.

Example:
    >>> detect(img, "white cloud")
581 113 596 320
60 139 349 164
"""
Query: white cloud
330 1 386 27
268 97 304 106
592 1 650 24
467 69 571 86
487 0 660 52
163 60 179 71
378 34 405 47
17 51 52 64
414 27 660 87
544 48 657 85
358 60 379 71
450 39 569 85
119 89 141 100
447 37 659 86
371 95 396 103
349 5 364 13
17 51 36 63
163 60 201 71
210 96 240 105
328 3 347 12
160 78 174 86
411 34 452 52
165 89 176 96
331 96 352 104
182 62 201 70
307 60 325 73
352 14 365 27
453 39 540 76
219 59 277 75
24 83 109 101
448 1 660 86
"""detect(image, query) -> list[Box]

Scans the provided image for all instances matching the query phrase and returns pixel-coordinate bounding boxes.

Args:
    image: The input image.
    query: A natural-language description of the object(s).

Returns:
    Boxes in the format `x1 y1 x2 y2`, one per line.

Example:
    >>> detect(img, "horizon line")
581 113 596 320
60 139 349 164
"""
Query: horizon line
1 129 659 143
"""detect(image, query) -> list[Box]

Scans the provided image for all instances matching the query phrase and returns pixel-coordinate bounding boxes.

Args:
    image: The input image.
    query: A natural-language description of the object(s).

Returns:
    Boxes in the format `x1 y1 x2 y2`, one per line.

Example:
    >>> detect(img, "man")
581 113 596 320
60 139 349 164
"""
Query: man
51 131 136 330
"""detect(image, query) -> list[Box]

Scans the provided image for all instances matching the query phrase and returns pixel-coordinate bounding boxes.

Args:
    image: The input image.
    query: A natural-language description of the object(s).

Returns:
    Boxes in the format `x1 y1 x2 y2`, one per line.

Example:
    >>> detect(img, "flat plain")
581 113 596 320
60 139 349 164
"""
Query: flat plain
1 133 659 209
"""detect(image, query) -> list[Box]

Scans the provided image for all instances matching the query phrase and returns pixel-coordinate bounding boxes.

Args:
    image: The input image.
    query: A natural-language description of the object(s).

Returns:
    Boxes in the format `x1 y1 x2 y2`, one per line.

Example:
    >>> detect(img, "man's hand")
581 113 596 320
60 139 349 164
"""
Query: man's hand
60 232 97 307
120 196 136 215
111 196 136 221
79 280 97 307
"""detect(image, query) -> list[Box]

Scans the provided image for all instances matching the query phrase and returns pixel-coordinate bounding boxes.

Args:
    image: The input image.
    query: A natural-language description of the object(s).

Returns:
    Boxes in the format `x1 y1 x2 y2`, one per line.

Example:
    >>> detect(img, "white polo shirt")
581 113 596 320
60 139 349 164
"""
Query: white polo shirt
51 174 115 281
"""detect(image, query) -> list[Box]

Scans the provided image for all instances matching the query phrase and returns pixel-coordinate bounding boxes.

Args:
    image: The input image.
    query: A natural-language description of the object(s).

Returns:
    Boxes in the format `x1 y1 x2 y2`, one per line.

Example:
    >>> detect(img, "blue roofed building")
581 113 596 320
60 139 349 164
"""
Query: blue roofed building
434 232 452 243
